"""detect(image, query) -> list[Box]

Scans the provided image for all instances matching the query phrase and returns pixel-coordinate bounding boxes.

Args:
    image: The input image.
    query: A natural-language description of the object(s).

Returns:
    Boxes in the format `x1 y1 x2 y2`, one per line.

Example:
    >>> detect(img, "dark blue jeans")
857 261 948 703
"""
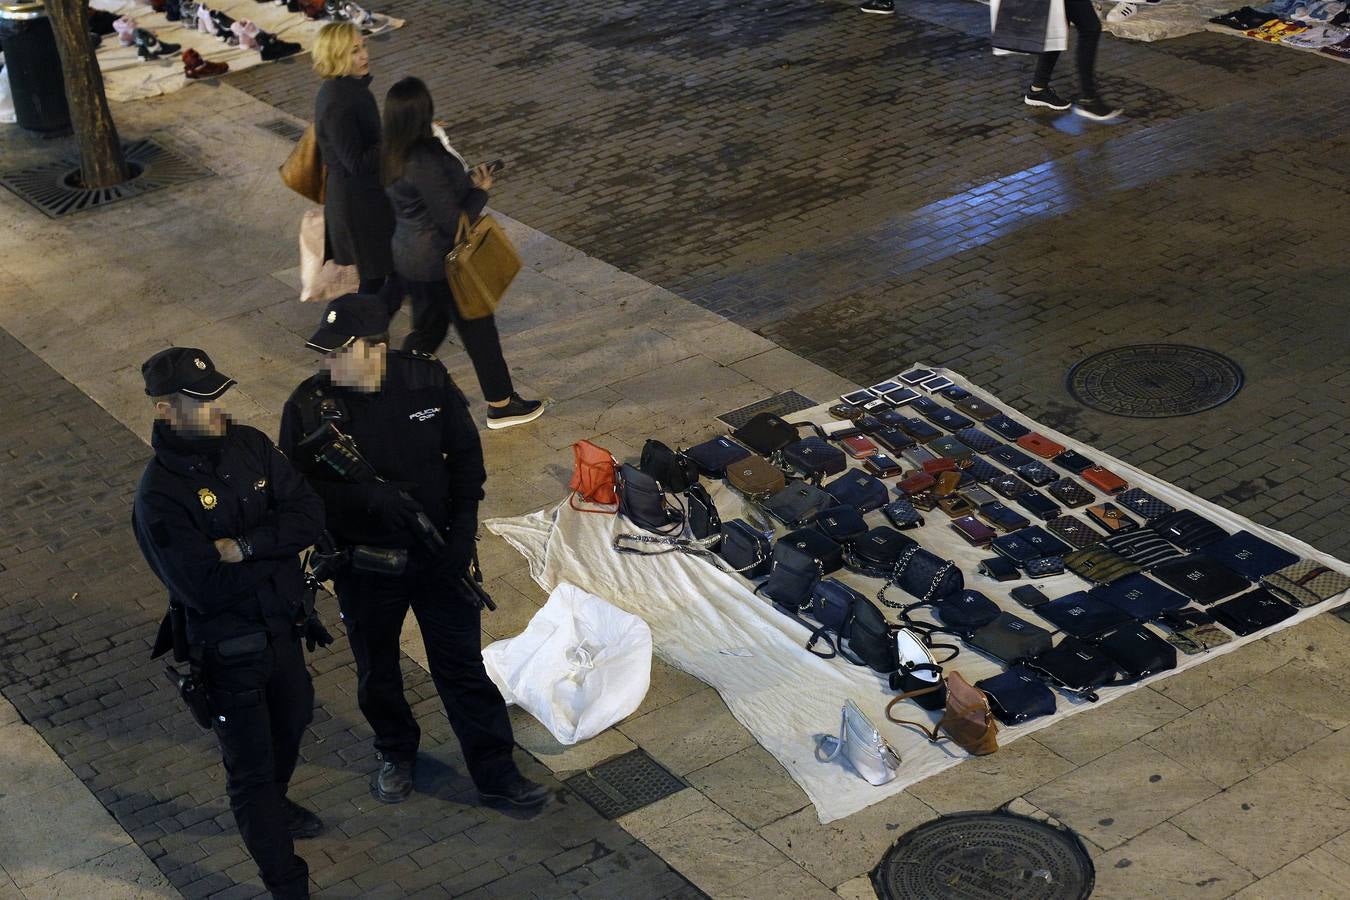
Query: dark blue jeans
1032 0 1102 97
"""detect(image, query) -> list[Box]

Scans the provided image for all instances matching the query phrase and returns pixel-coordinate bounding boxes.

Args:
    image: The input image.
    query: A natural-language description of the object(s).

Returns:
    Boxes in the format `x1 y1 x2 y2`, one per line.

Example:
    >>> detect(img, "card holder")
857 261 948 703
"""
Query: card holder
954 427 1000 453
929 435 975 461
874 427 917 454
988 444 1035 469
1051 449 1094 473
1047 477 1094 508
979 501 1031 532
955 396 1002 420
1081 465 1128 495
1045 515 1103 550
1015 491 1061 521
985 414 1031 440
1015 461 1058 486
951 514 997 546
1016 433 1067 459
1086 502 1138 533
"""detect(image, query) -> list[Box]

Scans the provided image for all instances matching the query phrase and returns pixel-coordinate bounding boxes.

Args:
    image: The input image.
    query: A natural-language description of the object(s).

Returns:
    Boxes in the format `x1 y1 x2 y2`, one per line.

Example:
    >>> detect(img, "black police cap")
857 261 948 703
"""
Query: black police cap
306 293 392 353
141 348 236 400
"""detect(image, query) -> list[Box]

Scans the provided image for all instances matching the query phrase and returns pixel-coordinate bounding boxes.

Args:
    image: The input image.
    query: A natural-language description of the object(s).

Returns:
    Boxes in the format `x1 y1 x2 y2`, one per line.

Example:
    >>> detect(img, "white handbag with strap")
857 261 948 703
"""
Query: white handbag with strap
819 700 902 786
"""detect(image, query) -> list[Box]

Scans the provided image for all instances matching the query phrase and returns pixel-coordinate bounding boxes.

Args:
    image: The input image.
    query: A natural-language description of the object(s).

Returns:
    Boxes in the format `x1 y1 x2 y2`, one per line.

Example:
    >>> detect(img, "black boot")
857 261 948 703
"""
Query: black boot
284 798 325 839
479 773 550 808
371 756 414 804
258 30 302 61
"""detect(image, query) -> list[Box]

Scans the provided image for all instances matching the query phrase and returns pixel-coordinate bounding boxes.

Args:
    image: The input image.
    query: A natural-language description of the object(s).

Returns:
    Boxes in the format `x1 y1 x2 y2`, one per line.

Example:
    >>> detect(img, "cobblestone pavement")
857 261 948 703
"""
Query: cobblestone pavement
0 329 703 898
233 0 1350 559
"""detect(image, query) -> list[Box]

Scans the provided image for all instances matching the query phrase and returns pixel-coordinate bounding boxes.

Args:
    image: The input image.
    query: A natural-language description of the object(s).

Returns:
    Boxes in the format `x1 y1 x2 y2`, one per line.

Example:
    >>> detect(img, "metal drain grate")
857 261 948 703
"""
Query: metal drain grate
257 118 307 142
563 749 685 819
0 138 213 218
717 390 817 429
1066 345 1244 418
873 812 1095 900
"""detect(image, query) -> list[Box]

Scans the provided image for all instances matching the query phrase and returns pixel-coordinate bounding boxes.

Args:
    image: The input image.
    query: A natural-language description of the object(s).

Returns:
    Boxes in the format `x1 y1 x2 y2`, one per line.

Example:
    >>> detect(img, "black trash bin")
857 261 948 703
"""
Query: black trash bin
0 2 72 135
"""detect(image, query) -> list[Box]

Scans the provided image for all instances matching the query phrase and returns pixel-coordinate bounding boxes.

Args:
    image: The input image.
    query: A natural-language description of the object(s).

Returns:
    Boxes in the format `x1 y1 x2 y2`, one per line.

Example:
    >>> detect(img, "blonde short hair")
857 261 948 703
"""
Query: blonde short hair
312 21 360 79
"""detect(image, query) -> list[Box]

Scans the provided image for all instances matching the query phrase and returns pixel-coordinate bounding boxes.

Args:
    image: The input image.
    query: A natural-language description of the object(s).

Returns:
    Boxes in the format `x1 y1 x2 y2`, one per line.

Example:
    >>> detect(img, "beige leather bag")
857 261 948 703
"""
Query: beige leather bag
444 213 522 320
279 124 326 204
887 671 1000 756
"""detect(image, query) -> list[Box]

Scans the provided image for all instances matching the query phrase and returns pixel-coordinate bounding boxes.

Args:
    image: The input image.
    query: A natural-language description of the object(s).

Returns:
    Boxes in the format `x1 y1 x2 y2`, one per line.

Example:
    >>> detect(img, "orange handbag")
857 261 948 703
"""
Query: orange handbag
570 440 619 513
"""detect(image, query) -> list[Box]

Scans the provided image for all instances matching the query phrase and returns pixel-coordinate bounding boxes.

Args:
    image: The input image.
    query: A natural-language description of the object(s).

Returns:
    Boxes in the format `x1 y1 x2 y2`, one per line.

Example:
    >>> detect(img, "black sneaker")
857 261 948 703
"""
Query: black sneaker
860 0 895 13
479 774 550 808
1024 86 1071 110
284 799 324 839
1073 97 1123 121
370 756 415 804
485 394 546 430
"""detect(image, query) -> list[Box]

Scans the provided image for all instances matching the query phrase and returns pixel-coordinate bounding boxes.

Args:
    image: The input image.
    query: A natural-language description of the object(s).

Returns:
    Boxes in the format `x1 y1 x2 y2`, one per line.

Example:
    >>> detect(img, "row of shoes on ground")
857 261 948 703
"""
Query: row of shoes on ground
112 16 182 60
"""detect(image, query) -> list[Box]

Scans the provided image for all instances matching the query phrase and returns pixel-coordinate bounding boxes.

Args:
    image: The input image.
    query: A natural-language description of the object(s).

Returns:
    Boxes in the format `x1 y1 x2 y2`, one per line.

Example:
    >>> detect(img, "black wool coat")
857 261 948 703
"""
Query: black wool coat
315 75 395 280
386 138 489 283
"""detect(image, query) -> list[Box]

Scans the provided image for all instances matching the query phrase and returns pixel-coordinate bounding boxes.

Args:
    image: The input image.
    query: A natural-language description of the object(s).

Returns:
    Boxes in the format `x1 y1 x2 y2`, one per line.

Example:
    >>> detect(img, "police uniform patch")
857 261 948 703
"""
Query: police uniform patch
198 488 218 509
327 311 338 324
194 357 207 370
253 479 267 492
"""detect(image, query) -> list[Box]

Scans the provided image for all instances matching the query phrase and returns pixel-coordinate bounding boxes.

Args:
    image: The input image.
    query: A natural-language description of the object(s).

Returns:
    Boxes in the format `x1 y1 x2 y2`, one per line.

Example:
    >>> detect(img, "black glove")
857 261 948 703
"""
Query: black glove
303 614 335 653
430 531 475 584
366 486 426 533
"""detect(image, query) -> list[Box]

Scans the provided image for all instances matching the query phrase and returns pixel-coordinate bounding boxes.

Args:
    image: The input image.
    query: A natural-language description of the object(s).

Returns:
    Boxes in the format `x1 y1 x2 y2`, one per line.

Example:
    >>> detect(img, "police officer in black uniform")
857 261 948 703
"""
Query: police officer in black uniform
131 349 326 900
279 295 548 808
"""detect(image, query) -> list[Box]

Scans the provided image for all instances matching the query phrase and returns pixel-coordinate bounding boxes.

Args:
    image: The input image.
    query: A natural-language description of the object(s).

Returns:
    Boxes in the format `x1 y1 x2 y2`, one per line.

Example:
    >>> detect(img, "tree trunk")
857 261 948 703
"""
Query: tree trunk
44 0 127 188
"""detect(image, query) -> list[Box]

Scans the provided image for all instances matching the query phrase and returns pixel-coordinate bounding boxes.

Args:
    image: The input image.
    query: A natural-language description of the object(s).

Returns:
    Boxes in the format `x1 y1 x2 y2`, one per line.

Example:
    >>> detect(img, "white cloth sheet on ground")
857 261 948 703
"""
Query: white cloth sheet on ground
89 0 403 102
487 365 1350 824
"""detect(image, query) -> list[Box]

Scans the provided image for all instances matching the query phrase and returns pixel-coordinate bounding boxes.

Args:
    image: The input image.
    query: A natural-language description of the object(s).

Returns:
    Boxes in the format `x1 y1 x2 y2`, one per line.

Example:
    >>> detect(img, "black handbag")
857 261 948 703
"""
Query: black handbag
617 463 684 535
1153 509 1229 550
1209 587 1298 636
812 505 868 544
756 542 821 611
932 590 1002 635
731 412 801 456
977 665 1057 726
887 543 963 604
777 528 843 574
1024 637 1121 702
719 519 771 577
761 480 835 527
685 483 722 540
1036 591 1135 638
1150 555 1251 605
1096 623 1177 681
802 578 863 658
843 526 917 579
844 595 896 674
684 435 751 478
780 436 846 482
968 613 1053 664
639 440 699 493
822 470 889 513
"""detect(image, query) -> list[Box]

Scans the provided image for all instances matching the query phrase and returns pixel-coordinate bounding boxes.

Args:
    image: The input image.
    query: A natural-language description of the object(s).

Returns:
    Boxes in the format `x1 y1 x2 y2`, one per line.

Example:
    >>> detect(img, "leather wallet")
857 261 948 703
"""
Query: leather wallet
898 417 943 443
985 414 1031 440
1153 510 1228 550
1015 461 1058 486
1025 556 1066 577
929 408 975 431
988 444 1035 469
1081 465 1128 494
863 453 905 478
979 501 1031 533
911 396 942 416
1150 555 1251 605
828 403 866 421
1086 503 1138 533
960 485 998 506
1052 449 1094 473
1045 515 1103 550
978 556 1021 581
1015 491 1061 521
991 526 1072 565
883 498 925 531
1116 488 1175 523
939 495 976 518
922 457 959 475
903 445 939 467
1047 477 1094 508
964 457 1005 484
951 514 997 546
929 435 975 461
874 427 917 454
841 435 879 459
934 470 963 496
813 420 862 441
938 385 970 402
956 396 1002 420
1016 433 1066 459
910 490 937 512
955 427 1000 453
989 473 1033 500
897 472 936 496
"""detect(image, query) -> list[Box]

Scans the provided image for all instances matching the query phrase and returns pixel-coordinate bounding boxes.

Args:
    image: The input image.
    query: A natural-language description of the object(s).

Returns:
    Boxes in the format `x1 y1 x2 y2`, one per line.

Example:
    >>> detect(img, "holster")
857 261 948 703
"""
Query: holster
151 600 191 663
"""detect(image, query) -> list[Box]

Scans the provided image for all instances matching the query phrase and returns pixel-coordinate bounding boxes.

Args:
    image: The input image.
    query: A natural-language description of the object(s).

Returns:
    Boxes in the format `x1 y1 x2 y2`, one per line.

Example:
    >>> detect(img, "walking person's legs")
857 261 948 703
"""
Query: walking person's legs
402 279 454 356
1064 0 1122 119
1026 51 1071 109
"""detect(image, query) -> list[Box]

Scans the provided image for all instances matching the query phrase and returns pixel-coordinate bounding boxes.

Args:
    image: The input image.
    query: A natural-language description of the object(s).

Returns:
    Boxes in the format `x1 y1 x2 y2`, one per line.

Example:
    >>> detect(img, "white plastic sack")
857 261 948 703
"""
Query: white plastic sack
0 61 16 125
298 209 359 303
482 583 652 745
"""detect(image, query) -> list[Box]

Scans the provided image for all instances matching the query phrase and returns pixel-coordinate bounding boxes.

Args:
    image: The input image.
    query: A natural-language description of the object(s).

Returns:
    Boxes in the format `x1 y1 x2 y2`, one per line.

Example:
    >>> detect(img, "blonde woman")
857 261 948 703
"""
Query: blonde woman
312 22 397 299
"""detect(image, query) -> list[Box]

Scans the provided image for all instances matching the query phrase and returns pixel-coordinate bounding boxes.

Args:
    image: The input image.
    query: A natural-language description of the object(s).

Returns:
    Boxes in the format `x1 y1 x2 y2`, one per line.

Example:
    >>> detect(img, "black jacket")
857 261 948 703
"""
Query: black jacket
386 138 489 282
278 351 486 554
132 421 325 646
315 75 395 279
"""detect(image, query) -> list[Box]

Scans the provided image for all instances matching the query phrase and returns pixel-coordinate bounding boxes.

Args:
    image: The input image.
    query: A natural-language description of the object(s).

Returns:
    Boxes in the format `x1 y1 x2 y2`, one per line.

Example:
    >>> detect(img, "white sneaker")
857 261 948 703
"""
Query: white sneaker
1107 1 1139 22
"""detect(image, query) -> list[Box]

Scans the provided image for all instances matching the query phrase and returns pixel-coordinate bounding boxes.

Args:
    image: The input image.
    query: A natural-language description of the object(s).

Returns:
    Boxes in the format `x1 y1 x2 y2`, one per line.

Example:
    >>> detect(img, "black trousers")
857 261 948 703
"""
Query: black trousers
334 569 519 791
202 634 312 900
1032 0 1102 97
402 278 514 404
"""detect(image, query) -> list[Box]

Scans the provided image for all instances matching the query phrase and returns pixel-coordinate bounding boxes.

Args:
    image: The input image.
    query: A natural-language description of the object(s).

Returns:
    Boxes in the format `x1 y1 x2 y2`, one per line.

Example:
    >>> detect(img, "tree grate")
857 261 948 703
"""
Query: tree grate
717 390 817 429
563 749 685 819
1066 344 1244 418
257 117 307 142
873 812 1095 900
0 137 213 219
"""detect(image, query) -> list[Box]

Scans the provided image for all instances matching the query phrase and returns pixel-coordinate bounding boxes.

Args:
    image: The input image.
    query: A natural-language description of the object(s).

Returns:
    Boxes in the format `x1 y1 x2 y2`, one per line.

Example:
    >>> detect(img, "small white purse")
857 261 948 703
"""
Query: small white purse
819 699 902 785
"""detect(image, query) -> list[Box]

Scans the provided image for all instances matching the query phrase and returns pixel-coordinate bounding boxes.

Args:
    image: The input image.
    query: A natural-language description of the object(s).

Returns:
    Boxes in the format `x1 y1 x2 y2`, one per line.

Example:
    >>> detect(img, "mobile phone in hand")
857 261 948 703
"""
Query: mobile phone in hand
481 159 504 175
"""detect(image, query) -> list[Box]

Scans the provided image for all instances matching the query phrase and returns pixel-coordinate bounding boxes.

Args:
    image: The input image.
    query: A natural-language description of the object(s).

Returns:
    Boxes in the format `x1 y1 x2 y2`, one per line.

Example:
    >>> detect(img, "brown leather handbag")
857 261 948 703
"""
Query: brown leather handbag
569 440 619 513
725 454 786 499
444 213 522 320
886 671 999 756
279 124 326 204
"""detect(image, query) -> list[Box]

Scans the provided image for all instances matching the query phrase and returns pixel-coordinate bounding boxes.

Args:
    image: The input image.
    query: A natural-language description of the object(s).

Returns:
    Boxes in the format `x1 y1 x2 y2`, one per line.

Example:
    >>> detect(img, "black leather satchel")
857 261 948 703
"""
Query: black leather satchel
1024 637 1121 702
812 505 869 544
780 436 847 483
617 463 684 535
684 435 751 478
777 528 843 574
756 542 821 611
719 519 771 577
968 613 1053 664
1209 587 1298 636
844 526 917 579
639 440 699 493
888 543 964 604
822 470 889 513
685 483 721 540
762 480 834 527
731 412 801 456
1096 623 1177 681
844 596 897 674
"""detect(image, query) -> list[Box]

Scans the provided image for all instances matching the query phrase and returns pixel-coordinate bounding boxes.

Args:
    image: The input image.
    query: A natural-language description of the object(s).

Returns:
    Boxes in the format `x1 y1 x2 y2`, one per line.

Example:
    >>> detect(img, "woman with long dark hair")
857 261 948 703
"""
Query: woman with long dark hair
381 77 543 430
313 22 398 301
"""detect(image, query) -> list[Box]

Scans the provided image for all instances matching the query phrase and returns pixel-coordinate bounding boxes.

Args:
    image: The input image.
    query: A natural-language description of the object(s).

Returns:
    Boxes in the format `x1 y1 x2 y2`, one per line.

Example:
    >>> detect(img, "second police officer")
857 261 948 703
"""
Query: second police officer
279 294 549 808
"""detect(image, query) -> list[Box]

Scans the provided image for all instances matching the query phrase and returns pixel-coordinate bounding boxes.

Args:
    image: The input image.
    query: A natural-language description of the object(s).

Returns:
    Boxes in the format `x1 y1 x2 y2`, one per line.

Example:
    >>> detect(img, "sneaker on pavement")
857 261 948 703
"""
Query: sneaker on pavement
485 394 545 430
1073 97 1123 121
1024 86 1071 110
860 0 895 13
284 799 325 839
479 774 550 808
370 756 415 804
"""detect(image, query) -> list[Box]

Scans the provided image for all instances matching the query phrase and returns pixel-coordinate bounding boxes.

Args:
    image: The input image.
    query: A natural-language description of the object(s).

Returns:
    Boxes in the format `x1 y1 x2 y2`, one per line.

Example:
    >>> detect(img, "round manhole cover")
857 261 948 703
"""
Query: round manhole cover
873 812 1094 900
1066 344 1243 418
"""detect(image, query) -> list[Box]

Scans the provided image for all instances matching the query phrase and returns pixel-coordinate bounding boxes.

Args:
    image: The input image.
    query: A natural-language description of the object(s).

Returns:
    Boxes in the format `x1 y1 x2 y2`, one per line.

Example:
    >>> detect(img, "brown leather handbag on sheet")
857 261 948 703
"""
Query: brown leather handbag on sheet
444 212 522 320
725 454 787 499
279 124 326 204
569 440 619 513
886 671 1000 756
